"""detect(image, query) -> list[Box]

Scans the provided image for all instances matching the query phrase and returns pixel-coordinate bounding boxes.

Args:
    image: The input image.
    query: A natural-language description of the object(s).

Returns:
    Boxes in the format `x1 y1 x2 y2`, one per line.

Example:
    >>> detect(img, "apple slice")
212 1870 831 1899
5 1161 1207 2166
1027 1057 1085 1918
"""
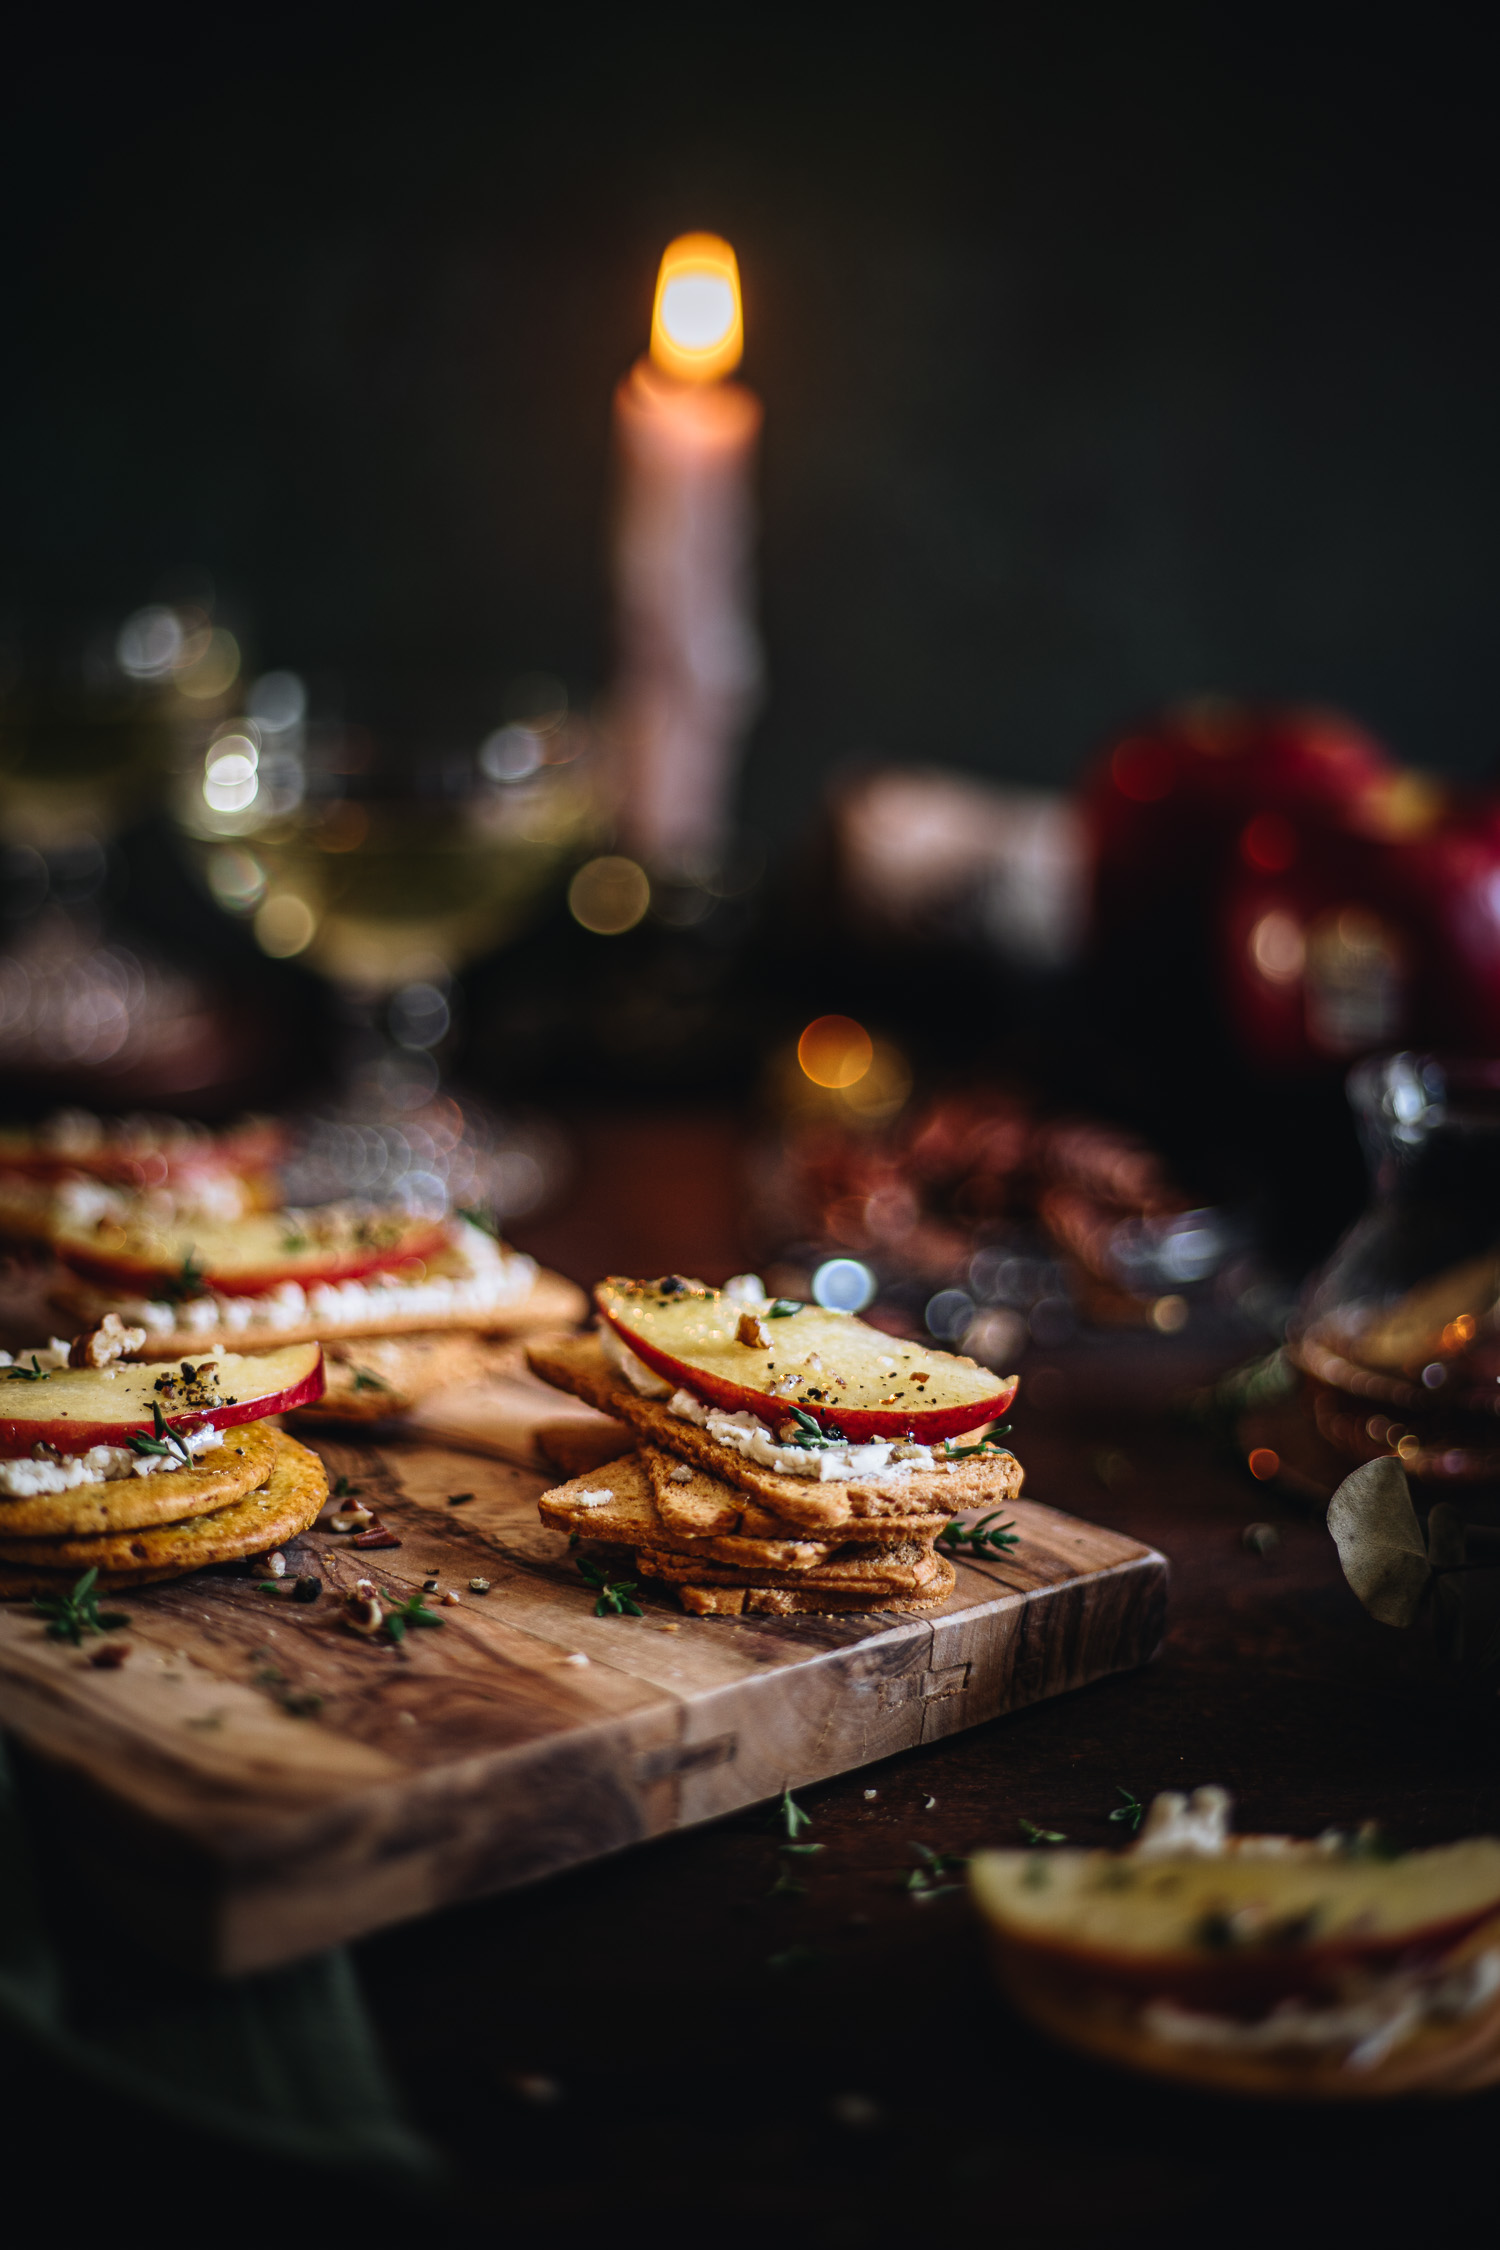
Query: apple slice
595 1276 1017 1440
0 1340 324 1453
53 1209 451 1297
969 1836 1500 2010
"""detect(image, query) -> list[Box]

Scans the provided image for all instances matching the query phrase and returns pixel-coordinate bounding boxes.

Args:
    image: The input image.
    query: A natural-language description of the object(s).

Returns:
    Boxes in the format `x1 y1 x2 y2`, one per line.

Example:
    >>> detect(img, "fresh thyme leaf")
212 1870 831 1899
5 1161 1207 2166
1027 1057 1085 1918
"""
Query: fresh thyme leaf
381 1591 444 1640
32 1567 130 1645
784 1405 846 1448
766 1300 802 1318
1108 1787 1145 1833
942 1426 1012 1459
575 1557 641 1616
160 1248 209 1303
5 1354 51 1383
773 1785 813 1839
281 1233 309 1253
906 1843 968 1890
333 1476 359 1499
456 1205 499 1237
769 1871 807 1896
351 1368 391 1393
128 1432 175 1457
1018 1818 1067 1845
781 1842 825 1856
938 1510 1020 1559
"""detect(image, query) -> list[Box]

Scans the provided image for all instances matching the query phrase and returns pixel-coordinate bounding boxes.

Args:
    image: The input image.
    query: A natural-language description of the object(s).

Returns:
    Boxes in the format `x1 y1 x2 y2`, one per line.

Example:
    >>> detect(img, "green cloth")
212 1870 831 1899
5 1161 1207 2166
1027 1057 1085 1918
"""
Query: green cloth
0 1734 444 2191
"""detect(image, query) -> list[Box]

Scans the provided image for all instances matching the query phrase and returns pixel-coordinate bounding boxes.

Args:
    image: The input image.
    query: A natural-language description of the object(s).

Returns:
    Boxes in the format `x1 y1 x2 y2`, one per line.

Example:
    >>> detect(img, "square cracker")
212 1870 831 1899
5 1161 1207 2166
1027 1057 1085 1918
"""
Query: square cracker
636 1544 942 1593
537 1456 848 1573
641 1448 952 1546
676 1555 957 1617
527 1335 1023 1533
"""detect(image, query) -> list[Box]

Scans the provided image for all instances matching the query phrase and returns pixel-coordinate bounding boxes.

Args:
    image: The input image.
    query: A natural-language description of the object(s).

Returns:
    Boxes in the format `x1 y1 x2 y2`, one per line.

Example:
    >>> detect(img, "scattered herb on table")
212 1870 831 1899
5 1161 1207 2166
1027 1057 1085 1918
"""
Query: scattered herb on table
5 1355 51 1383
772 1786 813 1839
938 1510 1019 1559
447 1491 476 1506
1019 1818 1067 1845
766 1945 820 1972
253 1663 324 1717
575 1558 642 1616
32 1567 130 1644
381 1592 444 1643
333 1476 361 1499
1108 1787 1145 1834
906 1841 968 1895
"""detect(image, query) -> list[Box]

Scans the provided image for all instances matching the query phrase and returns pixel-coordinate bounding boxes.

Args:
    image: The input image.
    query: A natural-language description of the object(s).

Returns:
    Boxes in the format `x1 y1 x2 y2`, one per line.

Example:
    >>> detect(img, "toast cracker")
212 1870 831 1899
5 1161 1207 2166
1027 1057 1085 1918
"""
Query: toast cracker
676 1555 957 1617
526 1335 1023 1530
537 1456 860 1572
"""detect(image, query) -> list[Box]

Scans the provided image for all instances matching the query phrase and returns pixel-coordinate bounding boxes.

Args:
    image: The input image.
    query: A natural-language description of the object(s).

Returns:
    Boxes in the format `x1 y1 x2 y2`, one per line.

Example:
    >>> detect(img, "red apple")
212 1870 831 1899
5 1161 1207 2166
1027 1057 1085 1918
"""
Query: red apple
0 1340 324 1453
970 1835 1500 2012
54 1211 451 1297
595 1277 1017 1440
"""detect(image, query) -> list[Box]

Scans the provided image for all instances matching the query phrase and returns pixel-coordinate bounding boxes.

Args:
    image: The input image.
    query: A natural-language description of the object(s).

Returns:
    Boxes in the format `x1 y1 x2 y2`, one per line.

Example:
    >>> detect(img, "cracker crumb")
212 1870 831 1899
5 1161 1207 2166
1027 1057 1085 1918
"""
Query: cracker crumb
863 1789 878 1800
562 1651 590 1667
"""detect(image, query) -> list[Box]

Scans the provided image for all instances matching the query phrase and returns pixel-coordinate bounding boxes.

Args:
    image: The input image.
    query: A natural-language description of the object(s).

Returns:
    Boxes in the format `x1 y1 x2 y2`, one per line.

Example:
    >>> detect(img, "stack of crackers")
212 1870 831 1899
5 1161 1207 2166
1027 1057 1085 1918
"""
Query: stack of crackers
527 1333 1025 1616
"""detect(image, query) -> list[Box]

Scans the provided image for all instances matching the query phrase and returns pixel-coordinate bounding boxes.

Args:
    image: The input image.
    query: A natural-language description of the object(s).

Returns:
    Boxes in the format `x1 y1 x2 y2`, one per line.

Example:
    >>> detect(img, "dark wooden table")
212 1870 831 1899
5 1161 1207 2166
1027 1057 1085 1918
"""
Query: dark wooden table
348 1113 1500 2244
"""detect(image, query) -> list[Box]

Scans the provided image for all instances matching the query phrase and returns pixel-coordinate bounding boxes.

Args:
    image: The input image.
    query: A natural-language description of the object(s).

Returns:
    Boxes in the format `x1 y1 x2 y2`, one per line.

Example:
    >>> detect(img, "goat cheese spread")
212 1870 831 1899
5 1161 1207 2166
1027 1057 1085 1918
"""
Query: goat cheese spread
101 1220 535 1337
0 1420 223 1496
1140 1951 1500 2072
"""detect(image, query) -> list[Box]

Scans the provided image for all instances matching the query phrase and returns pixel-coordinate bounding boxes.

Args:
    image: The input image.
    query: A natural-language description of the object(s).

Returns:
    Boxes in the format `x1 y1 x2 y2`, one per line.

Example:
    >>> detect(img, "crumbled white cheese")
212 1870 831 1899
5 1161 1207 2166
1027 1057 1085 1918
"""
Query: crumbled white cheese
570 1489 615 1508
1141 1950 1500 2070
665 1387 942 1483
0 1421 222 1496
108 1218 536 1336
598 1321 673 1397
1135 1787 1235 1859
723 1274 768 1309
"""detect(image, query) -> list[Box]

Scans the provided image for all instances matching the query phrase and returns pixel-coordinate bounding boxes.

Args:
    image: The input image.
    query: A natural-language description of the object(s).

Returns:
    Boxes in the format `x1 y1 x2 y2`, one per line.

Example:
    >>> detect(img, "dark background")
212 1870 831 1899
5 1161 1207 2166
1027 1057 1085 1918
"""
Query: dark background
4 3 1497 843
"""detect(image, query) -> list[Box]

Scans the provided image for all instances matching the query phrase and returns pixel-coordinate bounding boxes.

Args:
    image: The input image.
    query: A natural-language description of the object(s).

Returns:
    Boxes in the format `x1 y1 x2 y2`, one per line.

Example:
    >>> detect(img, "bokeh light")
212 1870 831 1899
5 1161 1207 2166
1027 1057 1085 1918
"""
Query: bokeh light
1239 811 1299 872
798 1014 874 1089
811 1257 877 1313
255 893 317 957
568 856 650 935
1249 910 1305 985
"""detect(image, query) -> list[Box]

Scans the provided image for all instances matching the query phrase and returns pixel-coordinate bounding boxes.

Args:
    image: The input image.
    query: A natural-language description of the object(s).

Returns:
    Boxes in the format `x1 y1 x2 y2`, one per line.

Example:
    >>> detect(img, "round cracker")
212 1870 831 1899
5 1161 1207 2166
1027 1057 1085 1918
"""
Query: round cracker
0 1429 327 1575
0 1420 279 1538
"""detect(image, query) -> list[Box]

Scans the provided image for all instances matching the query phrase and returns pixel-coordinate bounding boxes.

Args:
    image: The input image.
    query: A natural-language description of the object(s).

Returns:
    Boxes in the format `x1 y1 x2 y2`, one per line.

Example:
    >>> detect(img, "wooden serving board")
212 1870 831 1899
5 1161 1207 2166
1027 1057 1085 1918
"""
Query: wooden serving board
0 1434 1167 1973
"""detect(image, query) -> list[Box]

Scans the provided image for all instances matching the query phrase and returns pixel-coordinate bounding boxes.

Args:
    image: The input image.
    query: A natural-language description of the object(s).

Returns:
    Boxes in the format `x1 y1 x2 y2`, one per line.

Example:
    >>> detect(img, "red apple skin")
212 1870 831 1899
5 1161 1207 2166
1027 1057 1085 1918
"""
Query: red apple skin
990 1896 1500 2017
58 1226 450 1299
0 1347 325 1454
598 1307 1018 1442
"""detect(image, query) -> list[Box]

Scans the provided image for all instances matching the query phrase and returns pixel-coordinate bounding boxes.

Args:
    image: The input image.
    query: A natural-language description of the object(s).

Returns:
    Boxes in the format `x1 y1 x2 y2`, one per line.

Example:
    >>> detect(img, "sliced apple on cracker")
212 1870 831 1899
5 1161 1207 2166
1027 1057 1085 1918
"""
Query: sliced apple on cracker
595 1276 1017 1441
0 1339 324 1453
53 1207 450 1298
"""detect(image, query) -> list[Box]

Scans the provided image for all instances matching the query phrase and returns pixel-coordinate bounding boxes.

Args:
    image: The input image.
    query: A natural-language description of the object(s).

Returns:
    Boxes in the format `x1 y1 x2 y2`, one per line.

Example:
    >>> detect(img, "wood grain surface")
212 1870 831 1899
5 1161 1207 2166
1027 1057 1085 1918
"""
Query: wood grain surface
0 1431 1165 1972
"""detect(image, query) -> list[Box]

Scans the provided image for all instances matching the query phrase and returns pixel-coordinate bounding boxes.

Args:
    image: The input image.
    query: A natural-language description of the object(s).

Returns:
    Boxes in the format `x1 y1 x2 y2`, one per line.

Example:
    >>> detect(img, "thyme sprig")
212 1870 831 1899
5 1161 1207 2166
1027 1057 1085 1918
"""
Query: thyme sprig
127 1400 192 1465
942 1425 1013 1459
4 1354 51 1383
33 1567 130 1644
160 1249 209 1303
783 1405 846 1449
575 1558 642 1616
1108 1787 1145 1834
938 1510 1019 1559
456 1205 499 1238
1019 1818 1068 1845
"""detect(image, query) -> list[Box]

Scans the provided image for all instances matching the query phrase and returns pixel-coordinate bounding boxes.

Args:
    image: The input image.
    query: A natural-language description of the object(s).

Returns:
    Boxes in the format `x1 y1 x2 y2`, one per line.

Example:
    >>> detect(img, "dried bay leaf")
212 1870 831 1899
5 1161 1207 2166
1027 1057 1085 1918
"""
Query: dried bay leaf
1327 1457 1432 1627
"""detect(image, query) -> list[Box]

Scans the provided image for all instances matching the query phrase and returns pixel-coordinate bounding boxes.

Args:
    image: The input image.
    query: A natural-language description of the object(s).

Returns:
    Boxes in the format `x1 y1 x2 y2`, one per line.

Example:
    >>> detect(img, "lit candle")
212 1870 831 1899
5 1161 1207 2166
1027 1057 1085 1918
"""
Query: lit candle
608 232 763 874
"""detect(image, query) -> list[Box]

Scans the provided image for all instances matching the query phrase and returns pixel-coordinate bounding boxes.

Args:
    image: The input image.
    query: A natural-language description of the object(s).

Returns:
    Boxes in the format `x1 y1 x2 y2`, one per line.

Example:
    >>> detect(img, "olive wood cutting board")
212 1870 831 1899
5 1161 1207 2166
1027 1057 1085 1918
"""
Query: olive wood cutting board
0 1433 1167 1973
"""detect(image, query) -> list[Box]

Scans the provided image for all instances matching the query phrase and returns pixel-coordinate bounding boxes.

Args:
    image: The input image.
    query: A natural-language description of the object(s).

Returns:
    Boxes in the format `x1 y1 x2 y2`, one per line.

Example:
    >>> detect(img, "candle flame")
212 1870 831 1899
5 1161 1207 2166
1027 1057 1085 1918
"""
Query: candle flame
650 233 743 382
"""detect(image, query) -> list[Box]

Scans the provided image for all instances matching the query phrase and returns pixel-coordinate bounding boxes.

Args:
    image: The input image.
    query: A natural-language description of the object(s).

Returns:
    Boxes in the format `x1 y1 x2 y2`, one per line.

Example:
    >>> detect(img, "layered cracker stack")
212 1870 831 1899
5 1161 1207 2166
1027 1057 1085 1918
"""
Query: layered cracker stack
527 1333 1024 1616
